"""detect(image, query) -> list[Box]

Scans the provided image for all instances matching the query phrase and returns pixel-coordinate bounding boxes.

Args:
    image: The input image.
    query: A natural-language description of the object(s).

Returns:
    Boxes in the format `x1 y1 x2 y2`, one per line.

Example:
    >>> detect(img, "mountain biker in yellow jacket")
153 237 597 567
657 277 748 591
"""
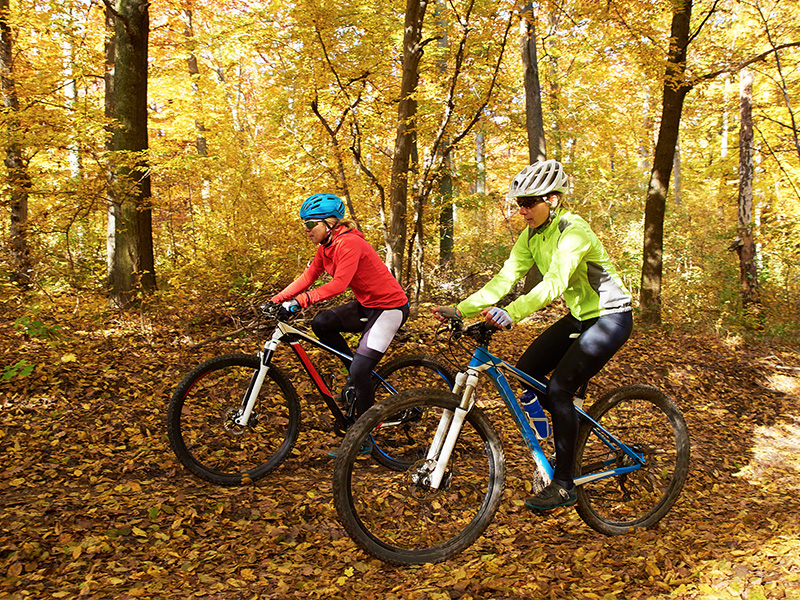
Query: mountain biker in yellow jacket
435 159 633 512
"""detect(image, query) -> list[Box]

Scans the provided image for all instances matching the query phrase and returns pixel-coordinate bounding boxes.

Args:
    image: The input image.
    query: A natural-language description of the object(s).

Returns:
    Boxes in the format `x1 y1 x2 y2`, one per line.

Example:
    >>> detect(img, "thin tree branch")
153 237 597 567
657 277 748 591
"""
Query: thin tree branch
425 0 476 169
754 121 800 202
693 41 800 85
311 96 353 138
310 20 373 222
754 0 800 164
349 119 388 237
417 7 515 204
688 0 721 45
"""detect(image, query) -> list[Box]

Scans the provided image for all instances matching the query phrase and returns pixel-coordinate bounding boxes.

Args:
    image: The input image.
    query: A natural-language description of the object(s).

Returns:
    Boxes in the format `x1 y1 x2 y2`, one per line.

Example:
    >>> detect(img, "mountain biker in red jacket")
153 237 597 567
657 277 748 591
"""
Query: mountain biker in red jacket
271 193 410 434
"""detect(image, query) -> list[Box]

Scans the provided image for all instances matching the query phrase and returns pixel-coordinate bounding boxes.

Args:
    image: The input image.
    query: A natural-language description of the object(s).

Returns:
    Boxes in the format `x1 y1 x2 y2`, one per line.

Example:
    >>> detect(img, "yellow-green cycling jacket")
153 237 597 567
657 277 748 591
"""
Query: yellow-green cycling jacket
457 209 632 323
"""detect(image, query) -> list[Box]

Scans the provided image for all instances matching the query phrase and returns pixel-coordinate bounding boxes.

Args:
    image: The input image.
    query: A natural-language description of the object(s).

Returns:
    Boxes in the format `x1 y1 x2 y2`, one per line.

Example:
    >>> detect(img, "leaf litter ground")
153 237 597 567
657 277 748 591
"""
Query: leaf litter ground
1 299 800 600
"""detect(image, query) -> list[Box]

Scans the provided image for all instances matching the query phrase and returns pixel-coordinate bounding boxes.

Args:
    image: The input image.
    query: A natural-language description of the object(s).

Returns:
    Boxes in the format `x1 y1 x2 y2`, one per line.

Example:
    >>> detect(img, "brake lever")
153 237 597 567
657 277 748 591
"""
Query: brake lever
448 317 464 340
260 303 278 318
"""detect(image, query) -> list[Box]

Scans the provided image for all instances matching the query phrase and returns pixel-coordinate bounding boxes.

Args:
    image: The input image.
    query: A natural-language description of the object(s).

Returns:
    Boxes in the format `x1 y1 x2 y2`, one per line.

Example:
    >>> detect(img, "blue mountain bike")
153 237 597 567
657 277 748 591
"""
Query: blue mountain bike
332 317 690 564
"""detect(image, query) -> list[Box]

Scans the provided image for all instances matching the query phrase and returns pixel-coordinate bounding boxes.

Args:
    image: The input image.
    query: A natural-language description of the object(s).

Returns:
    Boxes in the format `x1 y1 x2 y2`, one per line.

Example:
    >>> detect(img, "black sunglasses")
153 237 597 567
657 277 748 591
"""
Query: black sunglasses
516 196 547 209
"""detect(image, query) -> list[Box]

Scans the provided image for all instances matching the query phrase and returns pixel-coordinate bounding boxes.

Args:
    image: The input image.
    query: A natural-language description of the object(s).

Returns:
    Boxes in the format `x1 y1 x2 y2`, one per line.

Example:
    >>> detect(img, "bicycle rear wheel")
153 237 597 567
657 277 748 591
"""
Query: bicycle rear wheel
574 384 690 535
373 353 456 402
167 354 300 485
370 354 456 470
333 389 505 565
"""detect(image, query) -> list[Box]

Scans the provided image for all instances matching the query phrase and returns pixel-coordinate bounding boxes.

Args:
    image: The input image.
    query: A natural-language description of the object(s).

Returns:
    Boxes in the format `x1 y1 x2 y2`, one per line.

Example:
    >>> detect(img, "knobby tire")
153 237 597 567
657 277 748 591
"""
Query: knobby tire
167 354 301 486
333 389 505 565
574 384 690 535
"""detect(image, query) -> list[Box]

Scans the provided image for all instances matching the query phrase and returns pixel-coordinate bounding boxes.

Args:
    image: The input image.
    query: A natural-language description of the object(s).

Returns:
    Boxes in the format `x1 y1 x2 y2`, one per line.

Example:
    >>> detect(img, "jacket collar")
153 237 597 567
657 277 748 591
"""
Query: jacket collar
322 224 358 247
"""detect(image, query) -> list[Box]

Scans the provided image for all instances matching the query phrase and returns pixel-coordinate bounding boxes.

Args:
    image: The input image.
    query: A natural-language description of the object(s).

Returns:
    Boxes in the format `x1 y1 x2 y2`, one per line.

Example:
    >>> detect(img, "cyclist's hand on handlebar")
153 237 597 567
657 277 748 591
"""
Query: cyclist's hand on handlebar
481 306 513 329
277 299 301 320
433 306 461 323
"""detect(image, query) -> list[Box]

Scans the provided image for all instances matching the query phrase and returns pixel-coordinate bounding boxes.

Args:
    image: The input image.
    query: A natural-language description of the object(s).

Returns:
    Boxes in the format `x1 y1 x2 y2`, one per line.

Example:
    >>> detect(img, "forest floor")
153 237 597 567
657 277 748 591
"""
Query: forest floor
1 293 800 600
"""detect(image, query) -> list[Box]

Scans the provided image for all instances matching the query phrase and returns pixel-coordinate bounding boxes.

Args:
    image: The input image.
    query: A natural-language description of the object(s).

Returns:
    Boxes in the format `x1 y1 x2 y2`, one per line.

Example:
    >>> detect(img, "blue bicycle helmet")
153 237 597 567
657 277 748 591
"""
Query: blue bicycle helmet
299 193 346 220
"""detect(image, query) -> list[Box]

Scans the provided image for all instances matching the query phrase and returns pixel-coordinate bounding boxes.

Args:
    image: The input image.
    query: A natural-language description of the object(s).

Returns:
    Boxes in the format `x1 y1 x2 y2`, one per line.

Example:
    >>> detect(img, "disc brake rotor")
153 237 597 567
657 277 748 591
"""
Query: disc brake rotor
223 407 257 436
408 458 452 499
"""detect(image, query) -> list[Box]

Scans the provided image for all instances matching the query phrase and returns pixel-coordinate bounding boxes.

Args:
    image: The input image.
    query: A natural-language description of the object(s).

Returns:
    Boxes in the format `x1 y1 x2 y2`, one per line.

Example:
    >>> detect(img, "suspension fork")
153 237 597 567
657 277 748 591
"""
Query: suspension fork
426 370 478 489
233 327 284 426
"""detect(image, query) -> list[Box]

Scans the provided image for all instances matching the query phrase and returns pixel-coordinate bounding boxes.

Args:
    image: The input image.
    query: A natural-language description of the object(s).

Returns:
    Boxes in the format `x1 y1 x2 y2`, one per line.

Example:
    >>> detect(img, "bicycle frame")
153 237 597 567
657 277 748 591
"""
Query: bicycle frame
426 343 646 490
234 320 404 432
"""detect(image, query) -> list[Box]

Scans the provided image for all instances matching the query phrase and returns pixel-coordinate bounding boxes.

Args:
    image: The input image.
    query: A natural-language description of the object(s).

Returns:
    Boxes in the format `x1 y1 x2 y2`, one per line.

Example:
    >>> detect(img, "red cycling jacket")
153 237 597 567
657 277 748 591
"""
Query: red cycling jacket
271 226 408 309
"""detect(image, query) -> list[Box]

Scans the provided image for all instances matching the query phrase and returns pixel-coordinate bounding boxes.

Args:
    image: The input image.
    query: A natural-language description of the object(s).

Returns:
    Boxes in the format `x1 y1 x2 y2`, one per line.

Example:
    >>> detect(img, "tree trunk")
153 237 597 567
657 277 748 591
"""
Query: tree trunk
476 130 486 194
105 5 117 287
673 135 682 206
439 172 454 269
520 1 547 293
639 0 693 325
1 0 33 288
64 43 82 179
108 0 156 307
639 88 652 173
546 5 562 161
387 0 429 281
412 191 425 308
182 8 208 157
734 69 759 309
436 0 453 270
520 2 546 163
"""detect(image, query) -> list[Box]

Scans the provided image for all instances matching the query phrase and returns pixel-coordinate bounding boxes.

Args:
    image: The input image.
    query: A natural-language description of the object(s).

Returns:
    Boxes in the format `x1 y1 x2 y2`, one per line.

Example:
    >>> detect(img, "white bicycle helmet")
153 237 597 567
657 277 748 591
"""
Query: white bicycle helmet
506 159 569 200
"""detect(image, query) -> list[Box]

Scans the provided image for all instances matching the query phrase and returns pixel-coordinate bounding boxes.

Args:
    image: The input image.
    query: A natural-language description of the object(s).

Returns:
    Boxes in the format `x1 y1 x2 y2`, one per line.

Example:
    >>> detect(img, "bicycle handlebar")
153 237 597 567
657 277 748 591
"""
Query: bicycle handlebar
260 302 279 317
260 302 300 323
446 317 506 346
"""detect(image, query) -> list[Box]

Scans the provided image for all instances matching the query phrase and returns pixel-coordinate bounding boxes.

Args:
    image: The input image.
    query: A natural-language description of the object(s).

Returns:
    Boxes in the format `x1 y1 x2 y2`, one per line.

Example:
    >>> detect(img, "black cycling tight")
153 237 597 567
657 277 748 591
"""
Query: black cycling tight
312 301 409 417
516 310 633 484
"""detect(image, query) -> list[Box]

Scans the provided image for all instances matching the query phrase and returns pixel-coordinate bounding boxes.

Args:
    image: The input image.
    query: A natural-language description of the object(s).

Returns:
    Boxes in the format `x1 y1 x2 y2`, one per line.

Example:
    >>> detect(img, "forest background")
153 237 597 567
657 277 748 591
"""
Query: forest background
2 0 800 598
0 0 798 332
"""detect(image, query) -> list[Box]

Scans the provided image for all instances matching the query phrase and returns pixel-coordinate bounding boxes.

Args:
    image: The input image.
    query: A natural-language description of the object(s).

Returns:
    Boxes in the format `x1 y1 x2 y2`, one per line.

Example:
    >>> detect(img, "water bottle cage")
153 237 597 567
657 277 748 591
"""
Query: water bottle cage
521 392 552 440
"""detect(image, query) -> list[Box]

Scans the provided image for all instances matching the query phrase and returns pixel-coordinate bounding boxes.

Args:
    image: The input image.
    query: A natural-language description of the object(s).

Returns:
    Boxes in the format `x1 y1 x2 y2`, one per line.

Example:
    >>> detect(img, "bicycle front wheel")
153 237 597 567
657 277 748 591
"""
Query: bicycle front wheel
574 384 690 535
333 389 505 565
370 354 456 470
167 354 301 486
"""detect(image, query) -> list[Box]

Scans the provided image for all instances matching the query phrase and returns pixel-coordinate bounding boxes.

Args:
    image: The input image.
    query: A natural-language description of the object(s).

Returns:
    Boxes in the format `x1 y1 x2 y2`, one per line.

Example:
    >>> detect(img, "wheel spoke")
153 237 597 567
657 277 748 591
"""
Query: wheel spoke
369 355 456 470
333 389 504 564
167 355 300 485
